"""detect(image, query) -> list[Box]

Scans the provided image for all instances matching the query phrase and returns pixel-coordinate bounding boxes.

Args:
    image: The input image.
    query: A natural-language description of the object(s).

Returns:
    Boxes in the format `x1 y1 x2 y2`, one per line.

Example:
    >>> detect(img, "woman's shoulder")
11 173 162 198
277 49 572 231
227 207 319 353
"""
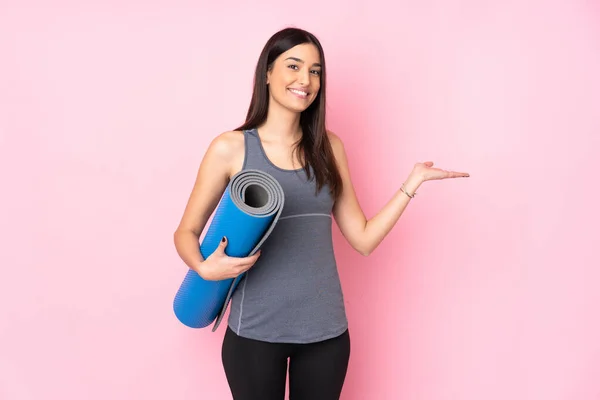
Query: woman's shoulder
207 130 245 159
205 130 246 175
326 129 345 157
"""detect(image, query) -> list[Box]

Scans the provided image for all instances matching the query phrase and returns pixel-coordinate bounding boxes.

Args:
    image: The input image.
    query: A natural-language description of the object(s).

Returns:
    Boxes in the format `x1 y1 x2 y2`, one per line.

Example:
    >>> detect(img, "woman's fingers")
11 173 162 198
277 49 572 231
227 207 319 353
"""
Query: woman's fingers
446 170 470 178
222 251 262 274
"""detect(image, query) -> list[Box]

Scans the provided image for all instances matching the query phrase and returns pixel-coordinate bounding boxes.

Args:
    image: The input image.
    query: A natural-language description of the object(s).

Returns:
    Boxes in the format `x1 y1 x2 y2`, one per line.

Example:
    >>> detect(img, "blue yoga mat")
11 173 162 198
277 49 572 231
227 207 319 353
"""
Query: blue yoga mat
173 169 285 330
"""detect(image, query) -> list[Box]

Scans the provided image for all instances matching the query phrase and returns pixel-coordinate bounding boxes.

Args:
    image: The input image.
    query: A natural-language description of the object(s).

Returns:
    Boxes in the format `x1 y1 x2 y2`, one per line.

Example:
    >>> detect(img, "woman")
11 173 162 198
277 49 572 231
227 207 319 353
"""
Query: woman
173 27 469 400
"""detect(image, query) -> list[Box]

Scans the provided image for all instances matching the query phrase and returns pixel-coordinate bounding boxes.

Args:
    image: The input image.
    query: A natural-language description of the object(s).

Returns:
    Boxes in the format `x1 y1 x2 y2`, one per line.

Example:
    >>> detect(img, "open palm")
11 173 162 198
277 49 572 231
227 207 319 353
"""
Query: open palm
413 161 470 182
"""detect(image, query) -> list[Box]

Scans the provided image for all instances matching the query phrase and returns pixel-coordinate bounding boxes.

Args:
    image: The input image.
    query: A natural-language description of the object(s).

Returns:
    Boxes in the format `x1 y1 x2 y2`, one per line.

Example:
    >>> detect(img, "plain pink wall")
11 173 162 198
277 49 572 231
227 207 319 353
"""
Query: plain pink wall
1 1 599 399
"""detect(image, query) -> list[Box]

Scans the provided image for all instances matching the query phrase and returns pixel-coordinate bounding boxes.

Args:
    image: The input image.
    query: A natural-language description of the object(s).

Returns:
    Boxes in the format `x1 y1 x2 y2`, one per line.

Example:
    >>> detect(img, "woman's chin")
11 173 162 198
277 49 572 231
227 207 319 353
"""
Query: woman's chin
285 100 315 114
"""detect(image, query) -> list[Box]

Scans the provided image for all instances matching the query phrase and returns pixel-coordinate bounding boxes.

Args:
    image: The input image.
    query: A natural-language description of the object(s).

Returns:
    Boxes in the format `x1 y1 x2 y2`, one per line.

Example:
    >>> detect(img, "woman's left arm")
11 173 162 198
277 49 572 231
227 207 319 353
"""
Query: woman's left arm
329 131 469 256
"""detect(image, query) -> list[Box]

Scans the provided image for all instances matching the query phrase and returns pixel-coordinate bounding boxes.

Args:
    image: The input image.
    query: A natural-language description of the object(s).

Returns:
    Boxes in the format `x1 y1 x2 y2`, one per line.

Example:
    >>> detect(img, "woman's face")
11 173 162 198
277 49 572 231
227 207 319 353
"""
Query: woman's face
267 43 322 113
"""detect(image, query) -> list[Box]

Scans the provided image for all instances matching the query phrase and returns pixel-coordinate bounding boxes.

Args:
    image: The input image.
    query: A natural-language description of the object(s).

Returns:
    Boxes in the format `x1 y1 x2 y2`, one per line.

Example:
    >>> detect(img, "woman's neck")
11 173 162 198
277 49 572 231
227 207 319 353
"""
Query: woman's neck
258 102 302 144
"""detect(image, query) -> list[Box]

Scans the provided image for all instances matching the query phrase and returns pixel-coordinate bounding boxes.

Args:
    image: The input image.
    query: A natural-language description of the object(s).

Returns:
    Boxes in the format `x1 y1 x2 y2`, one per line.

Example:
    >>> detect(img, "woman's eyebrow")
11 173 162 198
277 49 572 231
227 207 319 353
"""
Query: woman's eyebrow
285 57 322 67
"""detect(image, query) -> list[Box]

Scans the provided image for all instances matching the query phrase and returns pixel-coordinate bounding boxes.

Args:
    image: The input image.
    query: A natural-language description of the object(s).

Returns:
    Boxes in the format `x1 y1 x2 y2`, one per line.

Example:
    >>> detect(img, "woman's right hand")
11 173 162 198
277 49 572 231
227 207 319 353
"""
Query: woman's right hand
195 236 262 281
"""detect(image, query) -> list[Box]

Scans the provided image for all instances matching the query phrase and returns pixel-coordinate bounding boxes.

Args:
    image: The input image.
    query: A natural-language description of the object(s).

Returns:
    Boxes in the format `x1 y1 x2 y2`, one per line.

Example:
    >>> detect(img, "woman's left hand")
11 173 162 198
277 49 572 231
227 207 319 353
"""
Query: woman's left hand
411 161 470 183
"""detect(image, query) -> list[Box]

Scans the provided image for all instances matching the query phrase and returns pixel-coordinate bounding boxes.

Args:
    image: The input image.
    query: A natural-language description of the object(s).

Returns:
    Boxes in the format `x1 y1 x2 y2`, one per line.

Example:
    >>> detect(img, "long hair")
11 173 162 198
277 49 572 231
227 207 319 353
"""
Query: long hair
235 27 342 200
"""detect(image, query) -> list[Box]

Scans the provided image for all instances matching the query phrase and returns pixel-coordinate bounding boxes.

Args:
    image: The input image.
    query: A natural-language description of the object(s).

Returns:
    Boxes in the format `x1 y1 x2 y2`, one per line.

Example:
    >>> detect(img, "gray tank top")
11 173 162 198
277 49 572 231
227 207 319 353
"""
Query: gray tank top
227 128 348 343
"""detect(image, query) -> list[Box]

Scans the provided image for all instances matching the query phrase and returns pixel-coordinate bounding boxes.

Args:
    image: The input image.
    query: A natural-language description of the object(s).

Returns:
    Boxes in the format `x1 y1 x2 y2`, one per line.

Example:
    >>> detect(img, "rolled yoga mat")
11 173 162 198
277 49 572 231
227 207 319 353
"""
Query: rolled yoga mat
173 169 285 330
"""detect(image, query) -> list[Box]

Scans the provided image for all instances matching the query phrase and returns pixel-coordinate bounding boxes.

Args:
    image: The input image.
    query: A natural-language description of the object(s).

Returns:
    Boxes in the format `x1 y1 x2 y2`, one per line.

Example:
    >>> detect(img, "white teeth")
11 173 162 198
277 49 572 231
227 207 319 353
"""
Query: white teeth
290 89 308 97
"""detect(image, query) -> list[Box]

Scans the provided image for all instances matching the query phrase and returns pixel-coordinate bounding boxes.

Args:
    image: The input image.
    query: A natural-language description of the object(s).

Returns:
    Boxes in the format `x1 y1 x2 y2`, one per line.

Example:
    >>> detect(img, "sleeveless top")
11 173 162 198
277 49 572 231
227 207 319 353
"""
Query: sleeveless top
227 128 348 344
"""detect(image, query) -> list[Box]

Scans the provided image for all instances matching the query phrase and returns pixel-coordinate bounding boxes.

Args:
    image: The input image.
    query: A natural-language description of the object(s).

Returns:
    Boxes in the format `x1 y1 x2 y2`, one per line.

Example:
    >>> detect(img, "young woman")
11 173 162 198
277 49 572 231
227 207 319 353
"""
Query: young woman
173 27 469 400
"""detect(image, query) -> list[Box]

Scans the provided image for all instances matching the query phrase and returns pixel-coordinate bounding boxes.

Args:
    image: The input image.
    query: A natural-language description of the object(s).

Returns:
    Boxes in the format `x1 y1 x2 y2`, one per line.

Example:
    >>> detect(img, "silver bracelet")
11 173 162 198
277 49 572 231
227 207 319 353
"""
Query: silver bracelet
400 183 417 199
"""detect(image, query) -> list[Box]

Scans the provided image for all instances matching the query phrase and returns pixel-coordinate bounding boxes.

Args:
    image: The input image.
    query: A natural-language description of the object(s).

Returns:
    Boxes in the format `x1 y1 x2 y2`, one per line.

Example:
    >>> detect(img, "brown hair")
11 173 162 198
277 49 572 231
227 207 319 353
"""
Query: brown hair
235 27 342 200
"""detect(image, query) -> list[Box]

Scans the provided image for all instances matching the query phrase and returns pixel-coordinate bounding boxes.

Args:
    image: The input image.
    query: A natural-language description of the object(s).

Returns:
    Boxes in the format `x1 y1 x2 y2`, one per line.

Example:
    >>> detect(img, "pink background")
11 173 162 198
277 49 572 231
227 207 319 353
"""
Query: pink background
1 1 599 399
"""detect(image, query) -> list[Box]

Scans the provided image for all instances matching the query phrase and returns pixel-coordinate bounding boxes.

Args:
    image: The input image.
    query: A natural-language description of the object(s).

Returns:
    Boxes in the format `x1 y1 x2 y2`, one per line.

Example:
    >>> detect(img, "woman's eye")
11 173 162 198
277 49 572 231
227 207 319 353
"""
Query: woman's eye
287 64 320 75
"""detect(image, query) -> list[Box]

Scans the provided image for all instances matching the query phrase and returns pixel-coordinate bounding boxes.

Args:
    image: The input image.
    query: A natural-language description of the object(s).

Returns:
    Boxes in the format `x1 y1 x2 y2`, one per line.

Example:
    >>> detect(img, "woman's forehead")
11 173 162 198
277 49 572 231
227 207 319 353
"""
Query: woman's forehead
279 44 321 64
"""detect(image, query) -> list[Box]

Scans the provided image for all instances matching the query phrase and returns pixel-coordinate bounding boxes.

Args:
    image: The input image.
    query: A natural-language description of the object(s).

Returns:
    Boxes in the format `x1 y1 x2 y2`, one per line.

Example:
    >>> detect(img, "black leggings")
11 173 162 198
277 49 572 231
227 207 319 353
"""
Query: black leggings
222 327 351 400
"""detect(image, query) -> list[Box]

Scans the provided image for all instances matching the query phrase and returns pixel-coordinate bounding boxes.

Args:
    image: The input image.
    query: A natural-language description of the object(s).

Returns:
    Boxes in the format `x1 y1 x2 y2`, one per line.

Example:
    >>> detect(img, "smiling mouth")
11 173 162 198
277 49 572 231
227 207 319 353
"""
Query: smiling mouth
288 88 309 99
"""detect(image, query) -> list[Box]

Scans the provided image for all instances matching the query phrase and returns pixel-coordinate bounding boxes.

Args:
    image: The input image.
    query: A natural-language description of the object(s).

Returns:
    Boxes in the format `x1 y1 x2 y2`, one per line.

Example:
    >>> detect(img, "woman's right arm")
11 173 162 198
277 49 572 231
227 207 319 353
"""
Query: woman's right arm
173 131 260 280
